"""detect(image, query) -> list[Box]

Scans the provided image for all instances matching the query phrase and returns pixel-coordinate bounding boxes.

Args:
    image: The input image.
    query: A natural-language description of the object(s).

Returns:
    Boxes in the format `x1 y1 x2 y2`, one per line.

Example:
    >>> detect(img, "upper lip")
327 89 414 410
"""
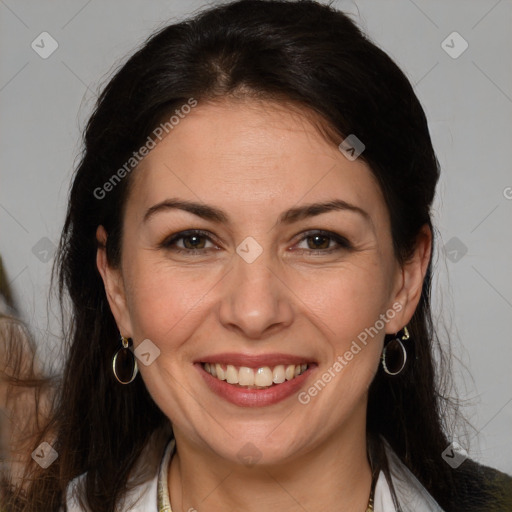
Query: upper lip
195 352 316 368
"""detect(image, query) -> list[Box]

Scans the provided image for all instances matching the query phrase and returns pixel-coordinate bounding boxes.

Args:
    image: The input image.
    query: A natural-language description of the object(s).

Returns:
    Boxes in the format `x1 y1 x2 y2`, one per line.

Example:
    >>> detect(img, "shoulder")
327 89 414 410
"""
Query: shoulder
382 439 512 512
62 472 160 512
382 443 446 511
61 427 173 511
62 471 159 512
62 473 88 512
450 458 512 512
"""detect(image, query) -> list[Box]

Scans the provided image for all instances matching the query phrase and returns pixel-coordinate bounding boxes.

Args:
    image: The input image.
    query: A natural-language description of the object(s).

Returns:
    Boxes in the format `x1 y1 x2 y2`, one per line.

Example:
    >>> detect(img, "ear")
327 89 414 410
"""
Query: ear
385 224 432 334
96 225 133 337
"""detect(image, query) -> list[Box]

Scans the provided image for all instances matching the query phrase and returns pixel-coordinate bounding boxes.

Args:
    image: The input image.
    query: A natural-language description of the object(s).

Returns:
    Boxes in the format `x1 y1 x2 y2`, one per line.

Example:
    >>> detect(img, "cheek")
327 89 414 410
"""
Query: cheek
299 262 393 336
123 258 215 347
296 261 393 394
297 270 389 408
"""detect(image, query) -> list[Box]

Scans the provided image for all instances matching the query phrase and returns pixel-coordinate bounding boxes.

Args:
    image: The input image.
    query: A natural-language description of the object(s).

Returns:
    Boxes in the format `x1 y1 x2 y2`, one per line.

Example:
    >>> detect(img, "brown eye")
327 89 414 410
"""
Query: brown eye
306 234 331 250
161 230 217 254
180 234 207 250
294 230 352 254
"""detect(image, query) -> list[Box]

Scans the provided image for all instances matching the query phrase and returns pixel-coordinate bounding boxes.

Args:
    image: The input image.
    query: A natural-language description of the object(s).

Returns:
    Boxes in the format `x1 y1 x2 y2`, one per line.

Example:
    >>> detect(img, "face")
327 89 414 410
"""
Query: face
98 99 427 466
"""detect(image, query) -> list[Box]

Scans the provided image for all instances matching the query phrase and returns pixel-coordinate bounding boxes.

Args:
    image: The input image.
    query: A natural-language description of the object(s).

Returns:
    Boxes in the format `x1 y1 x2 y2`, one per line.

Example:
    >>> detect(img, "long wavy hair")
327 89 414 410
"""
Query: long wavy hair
4 1 509 511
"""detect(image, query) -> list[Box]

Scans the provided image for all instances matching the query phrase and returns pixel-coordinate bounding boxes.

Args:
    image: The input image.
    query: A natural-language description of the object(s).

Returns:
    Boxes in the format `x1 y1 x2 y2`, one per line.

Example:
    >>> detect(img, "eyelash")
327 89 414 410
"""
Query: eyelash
160 229 352 256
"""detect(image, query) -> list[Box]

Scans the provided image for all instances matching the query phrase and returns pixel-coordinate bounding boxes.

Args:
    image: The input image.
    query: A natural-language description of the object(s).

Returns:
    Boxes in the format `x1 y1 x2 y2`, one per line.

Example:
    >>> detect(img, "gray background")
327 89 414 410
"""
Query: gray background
1 0 511 474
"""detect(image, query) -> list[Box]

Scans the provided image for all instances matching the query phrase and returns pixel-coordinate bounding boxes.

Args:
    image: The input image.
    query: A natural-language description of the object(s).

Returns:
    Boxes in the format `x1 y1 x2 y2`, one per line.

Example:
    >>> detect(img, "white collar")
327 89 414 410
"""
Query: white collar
377 441 446 512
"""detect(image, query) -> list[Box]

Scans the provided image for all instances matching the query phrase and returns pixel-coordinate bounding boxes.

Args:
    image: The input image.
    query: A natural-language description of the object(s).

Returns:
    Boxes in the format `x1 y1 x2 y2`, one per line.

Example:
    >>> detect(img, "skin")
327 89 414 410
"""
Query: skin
97 98 431 512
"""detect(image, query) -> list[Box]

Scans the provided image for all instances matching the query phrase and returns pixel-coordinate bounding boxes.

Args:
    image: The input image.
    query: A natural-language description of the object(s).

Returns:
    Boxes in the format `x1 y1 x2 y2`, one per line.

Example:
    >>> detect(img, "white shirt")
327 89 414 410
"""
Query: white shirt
64 438 446 512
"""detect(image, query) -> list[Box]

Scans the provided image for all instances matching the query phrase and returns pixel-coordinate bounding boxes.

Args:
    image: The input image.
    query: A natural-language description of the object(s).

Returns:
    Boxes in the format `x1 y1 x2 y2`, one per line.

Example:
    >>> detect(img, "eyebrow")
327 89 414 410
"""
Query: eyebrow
143 198 372 227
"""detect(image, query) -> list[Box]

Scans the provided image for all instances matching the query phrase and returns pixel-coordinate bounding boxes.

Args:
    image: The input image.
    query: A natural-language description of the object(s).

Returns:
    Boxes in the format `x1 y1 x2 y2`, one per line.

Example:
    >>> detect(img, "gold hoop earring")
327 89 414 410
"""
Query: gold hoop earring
382 326 410 376
112 335 138 384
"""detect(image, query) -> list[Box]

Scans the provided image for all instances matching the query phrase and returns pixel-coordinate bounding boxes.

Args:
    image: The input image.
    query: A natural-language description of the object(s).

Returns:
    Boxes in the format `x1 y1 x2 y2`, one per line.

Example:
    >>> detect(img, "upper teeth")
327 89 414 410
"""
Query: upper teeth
203 363 308 387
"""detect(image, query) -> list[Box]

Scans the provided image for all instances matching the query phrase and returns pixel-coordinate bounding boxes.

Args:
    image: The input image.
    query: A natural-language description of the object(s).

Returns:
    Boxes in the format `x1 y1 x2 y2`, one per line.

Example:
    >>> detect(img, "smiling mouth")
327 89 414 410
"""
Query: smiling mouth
202 363 309 389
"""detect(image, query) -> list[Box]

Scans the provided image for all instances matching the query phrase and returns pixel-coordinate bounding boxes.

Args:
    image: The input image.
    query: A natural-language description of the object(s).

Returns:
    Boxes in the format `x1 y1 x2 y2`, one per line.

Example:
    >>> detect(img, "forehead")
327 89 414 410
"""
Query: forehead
126 99 387 227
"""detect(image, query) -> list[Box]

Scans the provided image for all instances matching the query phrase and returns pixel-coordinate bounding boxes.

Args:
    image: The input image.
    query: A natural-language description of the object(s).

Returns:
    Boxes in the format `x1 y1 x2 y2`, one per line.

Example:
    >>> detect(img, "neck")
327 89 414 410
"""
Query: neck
168 415 373 512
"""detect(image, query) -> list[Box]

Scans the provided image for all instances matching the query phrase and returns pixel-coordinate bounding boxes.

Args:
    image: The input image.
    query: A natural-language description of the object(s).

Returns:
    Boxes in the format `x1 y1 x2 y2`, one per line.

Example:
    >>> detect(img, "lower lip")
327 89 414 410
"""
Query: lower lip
196 364 315 407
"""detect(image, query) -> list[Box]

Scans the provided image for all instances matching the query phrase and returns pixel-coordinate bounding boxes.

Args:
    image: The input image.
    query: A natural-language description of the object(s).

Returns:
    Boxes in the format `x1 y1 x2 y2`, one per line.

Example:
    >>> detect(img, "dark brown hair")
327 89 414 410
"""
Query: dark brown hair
4 1 511 511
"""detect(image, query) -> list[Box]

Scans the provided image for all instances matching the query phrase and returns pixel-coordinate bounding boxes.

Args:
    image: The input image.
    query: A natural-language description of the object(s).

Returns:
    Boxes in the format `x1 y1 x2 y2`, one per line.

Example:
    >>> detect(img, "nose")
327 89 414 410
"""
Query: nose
218 248 294 340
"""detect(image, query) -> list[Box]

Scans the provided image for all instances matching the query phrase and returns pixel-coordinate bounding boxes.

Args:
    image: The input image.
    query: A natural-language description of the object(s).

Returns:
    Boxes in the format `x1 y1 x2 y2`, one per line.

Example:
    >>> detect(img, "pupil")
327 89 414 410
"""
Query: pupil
185 235 203 249
309 235 328 249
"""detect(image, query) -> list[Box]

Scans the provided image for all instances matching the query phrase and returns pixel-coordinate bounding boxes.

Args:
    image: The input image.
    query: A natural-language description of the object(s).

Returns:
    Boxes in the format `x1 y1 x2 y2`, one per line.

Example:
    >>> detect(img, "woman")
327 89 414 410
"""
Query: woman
6 0 511 511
